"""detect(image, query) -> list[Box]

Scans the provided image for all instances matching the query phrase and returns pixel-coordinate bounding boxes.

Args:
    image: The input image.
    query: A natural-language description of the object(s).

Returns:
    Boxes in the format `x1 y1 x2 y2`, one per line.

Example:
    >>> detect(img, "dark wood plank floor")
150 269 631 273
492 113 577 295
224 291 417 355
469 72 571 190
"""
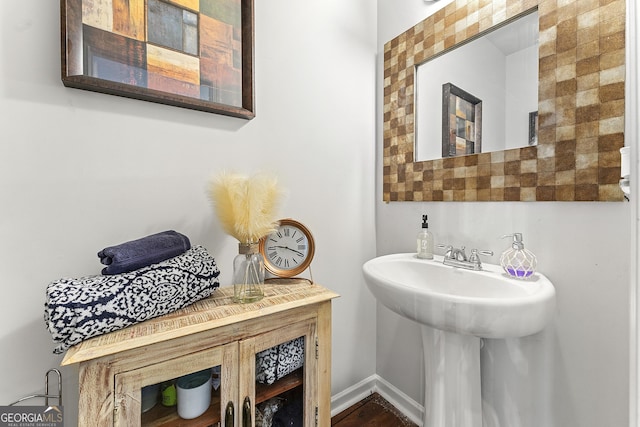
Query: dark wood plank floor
331 393 418 426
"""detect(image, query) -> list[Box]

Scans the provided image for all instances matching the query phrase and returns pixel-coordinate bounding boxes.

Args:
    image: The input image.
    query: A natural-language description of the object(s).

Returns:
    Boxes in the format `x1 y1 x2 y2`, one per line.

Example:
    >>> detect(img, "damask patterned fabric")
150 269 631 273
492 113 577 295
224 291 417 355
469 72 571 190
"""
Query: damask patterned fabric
44 245 220 354
255 337 305 385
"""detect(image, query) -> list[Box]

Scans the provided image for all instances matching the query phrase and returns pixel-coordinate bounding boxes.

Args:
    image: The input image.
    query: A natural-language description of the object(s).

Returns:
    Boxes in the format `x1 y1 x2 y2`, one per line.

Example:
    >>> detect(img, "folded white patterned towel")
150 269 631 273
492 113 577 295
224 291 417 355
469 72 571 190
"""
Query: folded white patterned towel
44 245 220 354
255 337 305 385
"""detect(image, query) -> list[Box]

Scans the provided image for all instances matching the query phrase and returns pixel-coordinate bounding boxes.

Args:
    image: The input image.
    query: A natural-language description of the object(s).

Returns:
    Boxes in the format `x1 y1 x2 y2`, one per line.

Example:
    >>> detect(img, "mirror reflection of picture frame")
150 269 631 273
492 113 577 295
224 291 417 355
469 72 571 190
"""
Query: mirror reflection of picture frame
442 83 482 158
528 111 538 146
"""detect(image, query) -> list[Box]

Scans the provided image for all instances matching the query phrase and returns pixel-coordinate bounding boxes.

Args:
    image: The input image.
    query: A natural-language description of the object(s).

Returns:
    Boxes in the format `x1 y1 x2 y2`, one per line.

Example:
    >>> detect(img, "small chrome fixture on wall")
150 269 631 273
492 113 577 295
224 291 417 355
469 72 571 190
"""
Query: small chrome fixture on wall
620 147 630 201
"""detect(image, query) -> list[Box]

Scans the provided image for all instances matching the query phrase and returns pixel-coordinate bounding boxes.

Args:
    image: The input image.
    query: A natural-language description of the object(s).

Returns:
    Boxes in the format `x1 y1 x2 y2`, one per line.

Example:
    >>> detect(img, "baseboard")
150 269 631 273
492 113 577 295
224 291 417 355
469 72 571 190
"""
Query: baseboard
331 374 423 426
330 375 377 417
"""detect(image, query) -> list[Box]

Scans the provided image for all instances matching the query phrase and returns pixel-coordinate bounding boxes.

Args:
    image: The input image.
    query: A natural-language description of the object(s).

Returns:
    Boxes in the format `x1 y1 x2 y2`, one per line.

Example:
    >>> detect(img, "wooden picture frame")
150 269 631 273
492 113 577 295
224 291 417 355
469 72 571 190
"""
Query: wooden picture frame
442 83 482 158
60 0 255 119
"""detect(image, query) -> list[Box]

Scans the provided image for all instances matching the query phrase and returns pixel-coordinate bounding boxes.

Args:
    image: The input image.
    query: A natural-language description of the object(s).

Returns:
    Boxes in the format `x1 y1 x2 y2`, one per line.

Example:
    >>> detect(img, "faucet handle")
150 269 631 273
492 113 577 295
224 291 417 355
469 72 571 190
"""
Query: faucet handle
468 249 494 263
476 249 494 257
436 244 453 258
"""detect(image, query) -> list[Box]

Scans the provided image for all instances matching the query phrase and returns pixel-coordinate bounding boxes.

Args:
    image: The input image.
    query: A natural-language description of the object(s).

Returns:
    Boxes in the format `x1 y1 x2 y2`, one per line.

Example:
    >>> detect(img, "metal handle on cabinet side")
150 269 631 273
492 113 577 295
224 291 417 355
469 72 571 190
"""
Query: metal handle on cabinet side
242 396 252 427
225 401 234 427
9 369 62 407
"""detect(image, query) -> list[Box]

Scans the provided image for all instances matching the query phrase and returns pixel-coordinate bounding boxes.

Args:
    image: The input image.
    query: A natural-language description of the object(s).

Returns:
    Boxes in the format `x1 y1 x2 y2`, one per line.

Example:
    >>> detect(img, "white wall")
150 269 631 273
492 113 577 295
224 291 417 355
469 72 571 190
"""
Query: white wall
377 1 632 427
504 45 538 149
0 0 378 423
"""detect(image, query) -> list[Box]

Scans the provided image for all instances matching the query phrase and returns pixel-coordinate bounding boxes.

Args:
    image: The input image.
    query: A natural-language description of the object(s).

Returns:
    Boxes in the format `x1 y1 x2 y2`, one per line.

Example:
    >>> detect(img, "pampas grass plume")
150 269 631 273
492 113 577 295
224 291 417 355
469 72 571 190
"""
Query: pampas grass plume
209 172 282 243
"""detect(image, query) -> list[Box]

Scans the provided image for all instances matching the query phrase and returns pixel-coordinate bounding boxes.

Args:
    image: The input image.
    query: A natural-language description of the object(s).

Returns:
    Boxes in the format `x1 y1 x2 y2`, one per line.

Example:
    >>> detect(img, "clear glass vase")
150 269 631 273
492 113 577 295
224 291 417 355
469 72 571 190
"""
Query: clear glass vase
232 242 265 303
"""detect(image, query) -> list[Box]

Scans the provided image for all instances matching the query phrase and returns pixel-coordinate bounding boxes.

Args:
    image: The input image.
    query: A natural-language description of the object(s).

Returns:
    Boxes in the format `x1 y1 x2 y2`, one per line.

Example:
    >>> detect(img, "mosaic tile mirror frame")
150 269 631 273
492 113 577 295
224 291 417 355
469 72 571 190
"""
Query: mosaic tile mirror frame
383 0 626 201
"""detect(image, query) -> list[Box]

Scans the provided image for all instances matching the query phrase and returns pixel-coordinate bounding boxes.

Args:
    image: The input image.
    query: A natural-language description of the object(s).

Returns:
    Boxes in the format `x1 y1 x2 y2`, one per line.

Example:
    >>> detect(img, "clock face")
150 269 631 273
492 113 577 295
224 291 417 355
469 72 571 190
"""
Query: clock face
260 219 315 277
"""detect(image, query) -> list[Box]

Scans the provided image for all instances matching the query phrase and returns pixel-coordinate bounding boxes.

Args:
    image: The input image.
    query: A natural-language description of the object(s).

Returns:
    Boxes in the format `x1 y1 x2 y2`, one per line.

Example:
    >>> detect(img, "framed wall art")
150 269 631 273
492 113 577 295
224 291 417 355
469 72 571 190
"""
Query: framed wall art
60 0 255 119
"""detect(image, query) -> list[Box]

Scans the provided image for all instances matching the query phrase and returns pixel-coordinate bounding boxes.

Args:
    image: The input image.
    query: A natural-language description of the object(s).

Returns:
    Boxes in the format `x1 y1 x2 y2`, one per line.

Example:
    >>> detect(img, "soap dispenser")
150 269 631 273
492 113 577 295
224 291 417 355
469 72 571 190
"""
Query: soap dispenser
416 214 434 259
500 233 537 279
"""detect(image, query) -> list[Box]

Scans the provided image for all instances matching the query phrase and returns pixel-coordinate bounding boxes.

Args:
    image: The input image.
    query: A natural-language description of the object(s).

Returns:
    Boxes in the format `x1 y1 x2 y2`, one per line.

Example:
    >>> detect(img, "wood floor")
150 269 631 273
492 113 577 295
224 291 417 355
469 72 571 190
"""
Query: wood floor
331 393 418 427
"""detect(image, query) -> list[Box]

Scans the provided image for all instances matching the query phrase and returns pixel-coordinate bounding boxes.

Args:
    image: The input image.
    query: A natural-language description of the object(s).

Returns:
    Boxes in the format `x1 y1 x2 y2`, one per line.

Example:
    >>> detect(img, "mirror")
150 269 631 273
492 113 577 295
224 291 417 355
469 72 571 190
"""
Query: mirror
383 0 625 202
415 11 539 161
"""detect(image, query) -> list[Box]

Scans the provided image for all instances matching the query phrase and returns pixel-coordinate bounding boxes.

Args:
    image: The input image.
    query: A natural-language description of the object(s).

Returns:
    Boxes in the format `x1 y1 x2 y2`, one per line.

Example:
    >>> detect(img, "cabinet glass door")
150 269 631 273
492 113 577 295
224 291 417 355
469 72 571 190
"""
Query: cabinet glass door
239 319 318 427
114 342 238 427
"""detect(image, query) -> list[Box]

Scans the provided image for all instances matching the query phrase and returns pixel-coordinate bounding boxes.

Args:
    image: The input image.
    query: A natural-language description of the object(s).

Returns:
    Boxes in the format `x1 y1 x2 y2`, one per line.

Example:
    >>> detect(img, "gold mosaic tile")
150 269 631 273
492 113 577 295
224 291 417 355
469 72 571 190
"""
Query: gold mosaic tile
383 0 625 202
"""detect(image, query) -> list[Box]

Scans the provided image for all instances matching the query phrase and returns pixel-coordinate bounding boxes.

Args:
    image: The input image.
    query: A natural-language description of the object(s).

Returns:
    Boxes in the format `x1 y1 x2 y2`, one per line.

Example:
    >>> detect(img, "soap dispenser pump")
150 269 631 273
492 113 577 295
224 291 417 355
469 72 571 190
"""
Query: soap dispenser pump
500 233 537 279
416 214 434 259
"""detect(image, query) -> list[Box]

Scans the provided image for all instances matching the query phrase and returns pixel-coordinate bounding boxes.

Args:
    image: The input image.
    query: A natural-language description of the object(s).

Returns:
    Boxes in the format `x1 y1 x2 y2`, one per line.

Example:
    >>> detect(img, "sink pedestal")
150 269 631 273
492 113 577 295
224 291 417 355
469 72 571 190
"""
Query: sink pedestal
421 325 482 427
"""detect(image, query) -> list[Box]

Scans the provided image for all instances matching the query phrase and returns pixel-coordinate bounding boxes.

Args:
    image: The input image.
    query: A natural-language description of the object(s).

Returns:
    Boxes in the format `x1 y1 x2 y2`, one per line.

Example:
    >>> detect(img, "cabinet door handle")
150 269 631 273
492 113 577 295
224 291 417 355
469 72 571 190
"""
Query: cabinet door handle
225 401 234 427
242 396 252 427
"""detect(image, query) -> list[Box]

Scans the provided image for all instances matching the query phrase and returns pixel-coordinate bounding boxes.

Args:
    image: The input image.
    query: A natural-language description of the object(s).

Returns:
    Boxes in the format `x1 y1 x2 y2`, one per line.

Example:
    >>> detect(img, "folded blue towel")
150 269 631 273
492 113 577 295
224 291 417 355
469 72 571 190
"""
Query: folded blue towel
98 230 191 275
45 245 220 354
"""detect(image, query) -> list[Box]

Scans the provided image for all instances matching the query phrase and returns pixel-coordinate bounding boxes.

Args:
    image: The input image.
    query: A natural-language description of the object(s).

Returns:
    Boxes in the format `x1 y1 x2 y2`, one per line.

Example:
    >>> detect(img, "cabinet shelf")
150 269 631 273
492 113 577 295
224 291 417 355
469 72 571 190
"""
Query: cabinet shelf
141 369 304 426
256 369 303 404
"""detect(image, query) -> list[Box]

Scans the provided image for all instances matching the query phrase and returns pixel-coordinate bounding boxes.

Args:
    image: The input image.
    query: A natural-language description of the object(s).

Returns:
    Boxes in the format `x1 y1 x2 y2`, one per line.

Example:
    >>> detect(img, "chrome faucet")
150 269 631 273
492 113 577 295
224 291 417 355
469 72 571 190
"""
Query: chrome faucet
437 244 493 270
451 246 468 261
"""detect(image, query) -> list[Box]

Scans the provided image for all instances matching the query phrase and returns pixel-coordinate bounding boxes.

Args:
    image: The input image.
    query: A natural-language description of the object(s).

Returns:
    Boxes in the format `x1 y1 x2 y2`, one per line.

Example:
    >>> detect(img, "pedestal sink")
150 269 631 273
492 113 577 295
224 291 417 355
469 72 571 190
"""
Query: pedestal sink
362 253 556 427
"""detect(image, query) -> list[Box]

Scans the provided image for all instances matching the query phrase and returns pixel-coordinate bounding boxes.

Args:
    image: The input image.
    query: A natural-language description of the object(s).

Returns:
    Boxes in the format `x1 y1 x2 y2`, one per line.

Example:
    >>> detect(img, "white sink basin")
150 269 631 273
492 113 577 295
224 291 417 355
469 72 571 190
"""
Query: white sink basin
363 253 556 339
